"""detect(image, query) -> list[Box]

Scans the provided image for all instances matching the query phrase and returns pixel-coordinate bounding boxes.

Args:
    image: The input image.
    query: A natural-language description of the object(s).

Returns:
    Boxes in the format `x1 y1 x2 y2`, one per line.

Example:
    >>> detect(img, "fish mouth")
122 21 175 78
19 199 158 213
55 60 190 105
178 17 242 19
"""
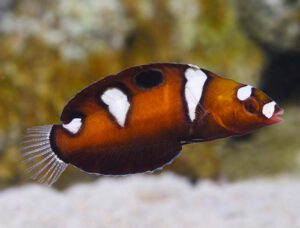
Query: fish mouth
268 107 284 124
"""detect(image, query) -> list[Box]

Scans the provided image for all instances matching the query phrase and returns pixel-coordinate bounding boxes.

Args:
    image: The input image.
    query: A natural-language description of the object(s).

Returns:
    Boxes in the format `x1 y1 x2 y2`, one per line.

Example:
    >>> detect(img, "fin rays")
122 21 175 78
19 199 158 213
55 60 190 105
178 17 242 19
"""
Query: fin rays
21 140 50 151
20 125 67 186
22 144 51 157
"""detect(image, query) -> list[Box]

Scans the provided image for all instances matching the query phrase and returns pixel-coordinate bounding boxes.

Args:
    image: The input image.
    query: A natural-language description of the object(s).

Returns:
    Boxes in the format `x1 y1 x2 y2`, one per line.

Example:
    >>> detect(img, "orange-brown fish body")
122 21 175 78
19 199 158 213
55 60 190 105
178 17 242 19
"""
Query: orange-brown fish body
54 64 188 174
21 63 283 185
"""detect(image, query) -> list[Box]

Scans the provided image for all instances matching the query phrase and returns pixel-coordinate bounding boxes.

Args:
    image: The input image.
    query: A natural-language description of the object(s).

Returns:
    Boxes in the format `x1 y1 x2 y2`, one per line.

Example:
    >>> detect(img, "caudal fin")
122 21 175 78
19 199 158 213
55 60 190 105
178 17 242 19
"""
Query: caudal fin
20 125 67 186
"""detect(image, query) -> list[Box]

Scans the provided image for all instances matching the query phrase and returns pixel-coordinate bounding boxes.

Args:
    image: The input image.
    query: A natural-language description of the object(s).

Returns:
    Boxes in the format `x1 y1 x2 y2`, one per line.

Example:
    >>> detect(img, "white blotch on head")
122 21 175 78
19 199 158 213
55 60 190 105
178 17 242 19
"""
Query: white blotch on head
184 67 207 121
262 101 276 119
237 85 253 101
62 118 82 134
101 88 130 127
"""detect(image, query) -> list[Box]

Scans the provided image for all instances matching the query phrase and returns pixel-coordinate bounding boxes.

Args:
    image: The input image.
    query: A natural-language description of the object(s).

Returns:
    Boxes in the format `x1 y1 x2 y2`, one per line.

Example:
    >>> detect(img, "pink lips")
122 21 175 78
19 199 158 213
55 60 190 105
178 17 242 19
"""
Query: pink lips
268 108 284 124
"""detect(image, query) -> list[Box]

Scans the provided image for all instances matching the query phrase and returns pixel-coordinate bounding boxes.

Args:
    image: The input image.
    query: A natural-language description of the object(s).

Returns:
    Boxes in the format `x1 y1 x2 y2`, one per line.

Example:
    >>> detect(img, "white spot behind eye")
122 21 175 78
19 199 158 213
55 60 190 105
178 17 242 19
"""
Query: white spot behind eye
262 101 276 118
62 118 82 134
184 67 207 121
237 85 253 101
101 88 130 127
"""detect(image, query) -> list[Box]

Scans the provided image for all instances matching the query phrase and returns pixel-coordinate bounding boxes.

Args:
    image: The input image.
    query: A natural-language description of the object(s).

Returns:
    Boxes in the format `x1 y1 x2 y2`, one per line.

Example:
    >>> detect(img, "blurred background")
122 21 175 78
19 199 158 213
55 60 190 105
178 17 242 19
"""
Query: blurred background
1 1 300 227
0 0 300 189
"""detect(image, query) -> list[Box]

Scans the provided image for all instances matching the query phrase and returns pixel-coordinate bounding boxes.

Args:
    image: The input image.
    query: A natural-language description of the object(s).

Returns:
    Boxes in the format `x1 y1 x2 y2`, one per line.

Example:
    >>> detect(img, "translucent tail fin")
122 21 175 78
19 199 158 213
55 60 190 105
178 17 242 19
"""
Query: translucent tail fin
20 125 67 186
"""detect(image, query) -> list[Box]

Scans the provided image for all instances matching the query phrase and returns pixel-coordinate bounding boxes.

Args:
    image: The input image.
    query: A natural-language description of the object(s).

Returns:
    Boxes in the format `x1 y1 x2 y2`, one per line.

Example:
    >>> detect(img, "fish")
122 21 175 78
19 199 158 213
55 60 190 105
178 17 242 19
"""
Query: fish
20 63 284 185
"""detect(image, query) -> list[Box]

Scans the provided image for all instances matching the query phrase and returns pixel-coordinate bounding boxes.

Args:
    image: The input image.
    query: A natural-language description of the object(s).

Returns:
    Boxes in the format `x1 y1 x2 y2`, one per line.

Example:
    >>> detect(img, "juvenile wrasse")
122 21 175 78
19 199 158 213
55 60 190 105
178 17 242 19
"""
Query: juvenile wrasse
20 63 283 185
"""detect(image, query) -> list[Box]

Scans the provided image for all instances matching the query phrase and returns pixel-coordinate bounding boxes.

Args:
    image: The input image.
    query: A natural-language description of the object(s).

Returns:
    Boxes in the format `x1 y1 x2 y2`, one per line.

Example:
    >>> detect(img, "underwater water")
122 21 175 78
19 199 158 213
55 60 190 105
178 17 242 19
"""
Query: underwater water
0 0 299 227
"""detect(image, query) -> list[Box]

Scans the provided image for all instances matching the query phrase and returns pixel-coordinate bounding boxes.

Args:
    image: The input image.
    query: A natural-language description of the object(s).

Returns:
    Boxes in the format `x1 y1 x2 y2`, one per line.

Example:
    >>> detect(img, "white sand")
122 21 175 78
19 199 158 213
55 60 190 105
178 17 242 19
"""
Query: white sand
0 173 300 228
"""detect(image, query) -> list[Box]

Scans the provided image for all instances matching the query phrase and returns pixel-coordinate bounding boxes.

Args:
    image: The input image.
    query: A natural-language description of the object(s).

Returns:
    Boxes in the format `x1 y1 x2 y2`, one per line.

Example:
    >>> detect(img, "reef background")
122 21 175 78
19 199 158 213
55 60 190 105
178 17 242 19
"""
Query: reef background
0 0 299 189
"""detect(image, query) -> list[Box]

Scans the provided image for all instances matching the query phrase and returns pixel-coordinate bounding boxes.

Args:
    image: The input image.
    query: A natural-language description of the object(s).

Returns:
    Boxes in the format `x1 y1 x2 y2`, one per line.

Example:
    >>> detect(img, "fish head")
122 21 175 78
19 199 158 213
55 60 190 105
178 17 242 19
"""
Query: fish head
201 72 284 138
233 85 283 132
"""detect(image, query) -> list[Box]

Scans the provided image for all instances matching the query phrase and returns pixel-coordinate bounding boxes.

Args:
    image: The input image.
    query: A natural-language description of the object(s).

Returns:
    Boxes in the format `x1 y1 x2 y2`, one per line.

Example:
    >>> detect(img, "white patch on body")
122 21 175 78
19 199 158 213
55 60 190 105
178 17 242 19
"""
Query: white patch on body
188 64 200 69
262 101 276 118
237 85 253 101
62 118 82 134
101 88 130 127
184 67 207 121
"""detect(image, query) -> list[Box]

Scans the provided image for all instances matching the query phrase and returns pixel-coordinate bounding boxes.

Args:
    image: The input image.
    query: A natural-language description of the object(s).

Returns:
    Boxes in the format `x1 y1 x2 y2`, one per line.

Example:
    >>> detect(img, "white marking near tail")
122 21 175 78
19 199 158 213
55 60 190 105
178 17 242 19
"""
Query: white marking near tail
101 88 130 127
237 85 253 101
20 125 67 186
62 118 82 134
184 67 207 121
262 101 276 118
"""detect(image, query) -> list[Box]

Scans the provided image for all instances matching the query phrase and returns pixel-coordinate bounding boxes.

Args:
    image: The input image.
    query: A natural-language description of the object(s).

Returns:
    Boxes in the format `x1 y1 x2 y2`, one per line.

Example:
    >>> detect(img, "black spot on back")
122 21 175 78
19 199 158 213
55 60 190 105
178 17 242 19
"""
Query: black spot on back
134 69 164 89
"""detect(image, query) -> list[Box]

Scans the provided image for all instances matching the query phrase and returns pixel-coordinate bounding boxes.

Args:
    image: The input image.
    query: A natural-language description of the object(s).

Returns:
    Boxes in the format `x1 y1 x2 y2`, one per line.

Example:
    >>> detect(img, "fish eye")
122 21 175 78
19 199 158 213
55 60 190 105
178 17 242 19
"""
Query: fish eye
243 99 259 114
245 103 256 114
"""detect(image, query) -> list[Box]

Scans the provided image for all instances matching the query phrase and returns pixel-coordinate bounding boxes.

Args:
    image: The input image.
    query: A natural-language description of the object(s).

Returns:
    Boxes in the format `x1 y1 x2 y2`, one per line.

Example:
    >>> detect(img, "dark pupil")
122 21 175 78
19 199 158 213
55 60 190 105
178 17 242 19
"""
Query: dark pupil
134 69 164 89
245 103 256 113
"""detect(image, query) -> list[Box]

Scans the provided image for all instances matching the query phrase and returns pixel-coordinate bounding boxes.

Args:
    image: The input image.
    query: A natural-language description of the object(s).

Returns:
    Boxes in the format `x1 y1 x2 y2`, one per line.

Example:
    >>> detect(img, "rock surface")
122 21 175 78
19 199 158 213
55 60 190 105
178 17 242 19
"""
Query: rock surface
233 0 300 52
0 0 132 59
0 173 300 228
